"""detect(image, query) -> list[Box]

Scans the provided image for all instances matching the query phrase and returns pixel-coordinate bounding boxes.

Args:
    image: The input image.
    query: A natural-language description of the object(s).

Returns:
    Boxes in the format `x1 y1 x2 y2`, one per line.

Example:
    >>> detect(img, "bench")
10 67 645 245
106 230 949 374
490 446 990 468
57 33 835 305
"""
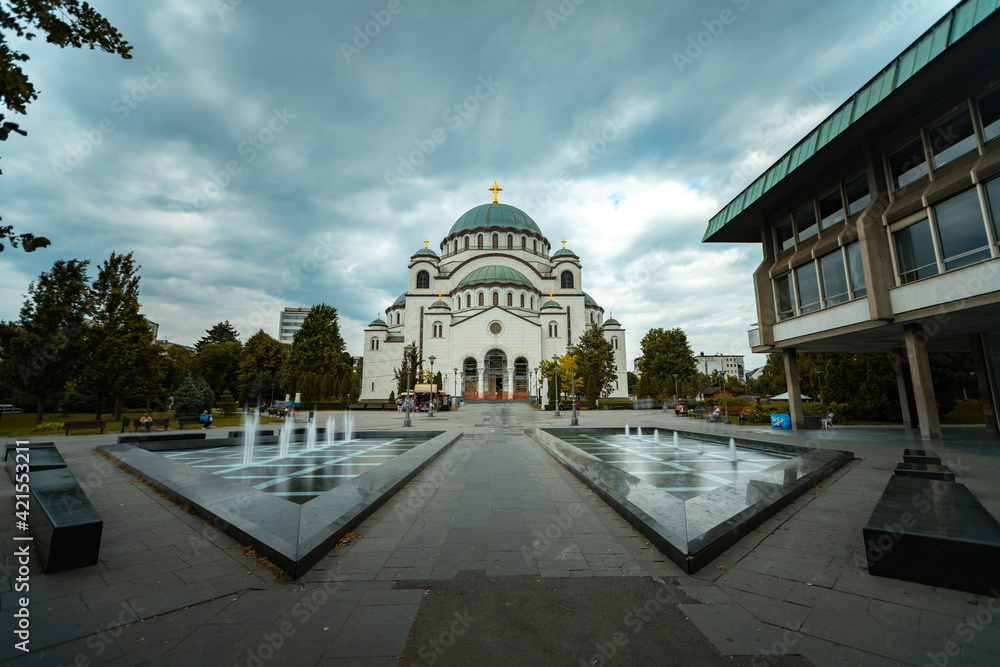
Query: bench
27 467 104 573
133 417 169 431
863 466 1000 596
177 417 203 429
63 420 107 436
348 404 366 410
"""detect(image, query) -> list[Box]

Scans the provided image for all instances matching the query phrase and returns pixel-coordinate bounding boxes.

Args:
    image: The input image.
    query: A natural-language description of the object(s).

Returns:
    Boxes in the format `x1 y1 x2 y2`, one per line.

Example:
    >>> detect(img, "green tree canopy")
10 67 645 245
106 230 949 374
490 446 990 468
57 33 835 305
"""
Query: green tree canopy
4 259 93 422
236 330 287 402
394 343 421 395
282 304 351 392
190 341 242 399
574 323 617 400
637 327 697 396
195 320 240 353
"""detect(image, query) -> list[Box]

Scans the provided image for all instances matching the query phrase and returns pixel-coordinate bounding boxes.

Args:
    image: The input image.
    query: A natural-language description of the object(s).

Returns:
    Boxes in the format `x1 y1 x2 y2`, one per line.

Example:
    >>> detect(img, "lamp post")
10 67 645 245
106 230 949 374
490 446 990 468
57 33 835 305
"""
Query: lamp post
568 345 578 426
815 370 823 404
552 354 560 417
534 367 539 406
672 373 679 408
453 367 458 406
270 384 275 408
428 355 436 417
403 341 415 427
722 373 728 424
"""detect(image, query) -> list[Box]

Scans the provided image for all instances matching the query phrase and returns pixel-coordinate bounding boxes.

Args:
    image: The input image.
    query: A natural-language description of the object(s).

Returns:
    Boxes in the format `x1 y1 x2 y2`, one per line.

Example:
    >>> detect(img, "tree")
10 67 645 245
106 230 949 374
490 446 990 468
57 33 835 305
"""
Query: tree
627 371 638 395
87 252 158 419
1 1 131 250
3 259 92 423
282 304 351 392
394 344 421 394
173 375 209 418
195 321 240 353
190 341 242 399
637 328 697 397
575 323 617 401
217 390 237 417
236 330 286 403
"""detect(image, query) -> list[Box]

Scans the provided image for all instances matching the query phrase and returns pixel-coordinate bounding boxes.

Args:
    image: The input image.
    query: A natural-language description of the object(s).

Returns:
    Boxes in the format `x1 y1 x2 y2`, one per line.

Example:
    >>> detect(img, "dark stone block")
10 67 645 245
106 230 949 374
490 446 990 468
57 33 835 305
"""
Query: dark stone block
903 449 941 465
5 444 66 482
28 468 103 573
228 430 275 438
894 462 955 482
118 432 207 444
802 416 822 430
863 475 1000 596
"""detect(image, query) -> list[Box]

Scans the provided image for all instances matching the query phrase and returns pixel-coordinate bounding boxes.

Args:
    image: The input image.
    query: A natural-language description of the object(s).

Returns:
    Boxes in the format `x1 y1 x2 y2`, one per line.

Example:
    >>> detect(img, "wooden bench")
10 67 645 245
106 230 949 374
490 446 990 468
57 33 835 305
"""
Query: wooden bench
63 420 107 436
27 467 104 573
177 417 203 429
133 417 169 431
348 403 366 410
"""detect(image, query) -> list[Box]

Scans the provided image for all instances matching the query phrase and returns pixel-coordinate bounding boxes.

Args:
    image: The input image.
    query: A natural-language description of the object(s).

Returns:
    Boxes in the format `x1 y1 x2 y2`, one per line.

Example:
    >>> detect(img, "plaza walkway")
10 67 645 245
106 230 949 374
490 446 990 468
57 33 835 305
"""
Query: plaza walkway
1 403 998 665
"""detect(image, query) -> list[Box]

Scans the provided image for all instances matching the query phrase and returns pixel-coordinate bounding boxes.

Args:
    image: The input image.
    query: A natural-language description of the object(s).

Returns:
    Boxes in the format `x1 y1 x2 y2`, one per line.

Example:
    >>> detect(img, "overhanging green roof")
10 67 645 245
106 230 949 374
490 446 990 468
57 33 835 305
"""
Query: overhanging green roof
457 265 533 288
703 0 999 242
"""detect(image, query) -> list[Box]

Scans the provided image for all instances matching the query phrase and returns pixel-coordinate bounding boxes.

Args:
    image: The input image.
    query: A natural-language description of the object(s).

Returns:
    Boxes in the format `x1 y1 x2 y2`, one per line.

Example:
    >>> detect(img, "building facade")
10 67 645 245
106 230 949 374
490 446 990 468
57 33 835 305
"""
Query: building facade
279 307 311 344
361 192 627 401
703 1 1000 439
693 352 745 381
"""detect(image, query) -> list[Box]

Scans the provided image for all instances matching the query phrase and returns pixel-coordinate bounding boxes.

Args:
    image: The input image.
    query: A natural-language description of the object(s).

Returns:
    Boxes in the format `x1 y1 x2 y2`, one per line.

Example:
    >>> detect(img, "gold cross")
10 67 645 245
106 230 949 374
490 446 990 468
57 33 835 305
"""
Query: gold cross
424 239 429 248
561 239 566 249
438 292 442 299
549 292 553 300
489 182 503 204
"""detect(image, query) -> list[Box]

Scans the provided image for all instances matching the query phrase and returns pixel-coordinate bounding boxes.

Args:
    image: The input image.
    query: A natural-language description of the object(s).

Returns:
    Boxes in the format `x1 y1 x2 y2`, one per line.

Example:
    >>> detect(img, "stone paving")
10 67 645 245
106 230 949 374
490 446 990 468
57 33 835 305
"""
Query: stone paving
0 403 998 665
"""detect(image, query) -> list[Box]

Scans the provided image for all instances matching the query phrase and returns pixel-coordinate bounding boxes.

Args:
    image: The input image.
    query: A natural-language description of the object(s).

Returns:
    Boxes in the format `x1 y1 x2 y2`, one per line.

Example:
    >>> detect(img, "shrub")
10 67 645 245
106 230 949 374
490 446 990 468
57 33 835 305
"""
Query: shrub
218 390 238 417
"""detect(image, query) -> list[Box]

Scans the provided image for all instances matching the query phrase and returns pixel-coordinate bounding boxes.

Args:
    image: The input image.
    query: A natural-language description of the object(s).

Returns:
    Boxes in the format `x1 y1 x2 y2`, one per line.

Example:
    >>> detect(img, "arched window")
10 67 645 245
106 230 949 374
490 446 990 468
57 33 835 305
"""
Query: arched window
521 237 526 249
533 240 538 252
433 321 443 338
478 234 483 249
464 237 469 249
507 234 513 249
530 296 534 309
507 293 513 307
396 313 400 325
612 337 619 349
478 293 484 307
520 294 525 308
466 294 472 308
548 322 558 337
453 241 458 254
561 271 574 289
492 292 499 306
492 233 499 248
370 338 379 351
417 270 430 289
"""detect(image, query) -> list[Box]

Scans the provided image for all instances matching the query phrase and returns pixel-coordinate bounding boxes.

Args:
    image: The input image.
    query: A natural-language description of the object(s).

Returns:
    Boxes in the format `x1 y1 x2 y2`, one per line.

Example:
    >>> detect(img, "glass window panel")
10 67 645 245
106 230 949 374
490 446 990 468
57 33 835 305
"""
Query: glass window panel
894 218 939 284
846 243 866 298
845 174 871 215
775 219 794 253
979 87 1000 143
986 177 1000 241
819 188 845 230
928 108 977 168
819 251 849 306
774 274 796 321
795 264 821 314
889 137 928 189
934 189 990 270
795 205 818 242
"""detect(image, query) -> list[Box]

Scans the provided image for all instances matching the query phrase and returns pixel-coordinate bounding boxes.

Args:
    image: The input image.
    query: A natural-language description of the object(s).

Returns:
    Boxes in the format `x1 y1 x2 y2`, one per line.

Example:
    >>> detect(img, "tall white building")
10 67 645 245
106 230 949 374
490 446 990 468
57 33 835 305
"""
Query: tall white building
693 352 745 381
360 189 627 401
279 307 311 344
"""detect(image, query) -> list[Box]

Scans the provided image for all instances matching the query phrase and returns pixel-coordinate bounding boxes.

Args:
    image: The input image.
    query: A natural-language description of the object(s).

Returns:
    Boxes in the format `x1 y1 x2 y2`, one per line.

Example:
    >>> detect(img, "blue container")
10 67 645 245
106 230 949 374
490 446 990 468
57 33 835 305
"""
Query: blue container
771 414 791 429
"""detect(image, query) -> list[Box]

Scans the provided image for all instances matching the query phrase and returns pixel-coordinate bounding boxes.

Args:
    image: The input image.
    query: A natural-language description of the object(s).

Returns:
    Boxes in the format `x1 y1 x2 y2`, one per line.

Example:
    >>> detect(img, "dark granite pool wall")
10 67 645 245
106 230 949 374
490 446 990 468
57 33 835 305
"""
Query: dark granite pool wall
99 430 457 578
528 427 854 574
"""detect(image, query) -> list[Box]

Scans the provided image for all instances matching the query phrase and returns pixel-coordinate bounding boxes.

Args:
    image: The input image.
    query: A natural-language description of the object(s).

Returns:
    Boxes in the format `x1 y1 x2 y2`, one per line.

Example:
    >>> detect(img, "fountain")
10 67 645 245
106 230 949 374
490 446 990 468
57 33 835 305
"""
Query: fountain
625 424 630 437
729 437 738 461
305 420 317 452
343 411 355 443
637 426 643 438
278 415 293 458
325 415 336 447
673 431 679 448
653 429 660 443
242 411 259 466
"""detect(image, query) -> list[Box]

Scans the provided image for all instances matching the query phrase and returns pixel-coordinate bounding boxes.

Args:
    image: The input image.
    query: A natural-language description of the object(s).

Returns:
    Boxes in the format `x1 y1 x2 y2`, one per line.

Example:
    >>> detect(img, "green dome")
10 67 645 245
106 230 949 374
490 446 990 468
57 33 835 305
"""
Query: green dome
541 298 562 309
369 316 387 327
390 294 406 308
603 317 621 326
457 265 533 289
583 292 598 307
448 203 542 237
411 248 439 259
552 248 578 259
429 299 451 310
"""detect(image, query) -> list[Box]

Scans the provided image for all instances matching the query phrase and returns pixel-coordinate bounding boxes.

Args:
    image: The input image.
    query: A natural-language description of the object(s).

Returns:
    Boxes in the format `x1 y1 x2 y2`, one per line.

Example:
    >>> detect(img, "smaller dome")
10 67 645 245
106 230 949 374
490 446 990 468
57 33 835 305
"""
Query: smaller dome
552 248 578 259
603 317 621 327
583 292 599 307
457 265 533 289
369 316 387 327
429 299 451 310
390 294 406 308
411 248 439 260
541 298 562 309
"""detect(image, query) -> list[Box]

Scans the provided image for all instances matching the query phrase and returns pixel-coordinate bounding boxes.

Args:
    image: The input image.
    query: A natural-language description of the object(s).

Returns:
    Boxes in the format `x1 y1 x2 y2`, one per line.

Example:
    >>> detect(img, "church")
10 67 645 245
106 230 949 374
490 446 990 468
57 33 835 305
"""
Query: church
360 184 628 402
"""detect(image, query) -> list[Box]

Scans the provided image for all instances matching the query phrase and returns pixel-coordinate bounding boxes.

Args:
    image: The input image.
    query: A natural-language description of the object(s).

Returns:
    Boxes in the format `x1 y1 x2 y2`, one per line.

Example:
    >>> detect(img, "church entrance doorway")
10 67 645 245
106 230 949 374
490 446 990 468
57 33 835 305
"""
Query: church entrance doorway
485 349 507 399
464 358 478 400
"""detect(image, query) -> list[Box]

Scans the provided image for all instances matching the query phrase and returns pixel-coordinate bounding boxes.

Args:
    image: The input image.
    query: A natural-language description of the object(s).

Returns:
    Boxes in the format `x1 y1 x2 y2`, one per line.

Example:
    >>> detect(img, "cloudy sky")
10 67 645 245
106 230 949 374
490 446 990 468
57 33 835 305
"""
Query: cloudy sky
2 0 958 370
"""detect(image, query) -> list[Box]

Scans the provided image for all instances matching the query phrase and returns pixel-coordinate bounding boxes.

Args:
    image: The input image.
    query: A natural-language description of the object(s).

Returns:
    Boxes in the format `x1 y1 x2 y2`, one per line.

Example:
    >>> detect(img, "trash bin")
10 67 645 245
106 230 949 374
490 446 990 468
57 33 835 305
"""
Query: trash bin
771 414 791 429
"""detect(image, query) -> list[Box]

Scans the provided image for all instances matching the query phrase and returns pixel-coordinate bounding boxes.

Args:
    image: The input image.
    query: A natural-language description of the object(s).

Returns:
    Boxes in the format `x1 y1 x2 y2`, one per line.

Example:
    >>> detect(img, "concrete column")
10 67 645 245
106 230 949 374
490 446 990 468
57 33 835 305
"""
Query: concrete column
904 324 942 440
477 369 485 399
889 348 919 429
782 348 805 430
506 369 514 399
970 334 998 436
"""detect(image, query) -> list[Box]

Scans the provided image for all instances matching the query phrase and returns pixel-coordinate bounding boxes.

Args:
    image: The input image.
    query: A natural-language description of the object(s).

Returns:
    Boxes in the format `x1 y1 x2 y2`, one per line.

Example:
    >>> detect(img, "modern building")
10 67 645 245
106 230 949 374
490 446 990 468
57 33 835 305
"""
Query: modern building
703 0 1000 439
279 307 311 344
360 187 628 401
693 352 745 381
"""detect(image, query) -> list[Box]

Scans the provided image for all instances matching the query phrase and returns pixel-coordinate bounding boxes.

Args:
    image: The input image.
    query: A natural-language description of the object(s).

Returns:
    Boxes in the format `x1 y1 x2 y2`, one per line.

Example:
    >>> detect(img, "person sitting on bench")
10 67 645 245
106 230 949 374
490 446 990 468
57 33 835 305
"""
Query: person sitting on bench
708 406 722 423
139 412 154 433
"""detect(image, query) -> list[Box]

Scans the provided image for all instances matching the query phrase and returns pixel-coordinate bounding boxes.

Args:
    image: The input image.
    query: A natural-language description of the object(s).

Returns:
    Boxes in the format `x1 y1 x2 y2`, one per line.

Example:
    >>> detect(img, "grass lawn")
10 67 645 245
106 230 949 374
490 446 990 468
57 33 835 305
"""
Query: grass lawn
0 410 260 438
940 399 984 424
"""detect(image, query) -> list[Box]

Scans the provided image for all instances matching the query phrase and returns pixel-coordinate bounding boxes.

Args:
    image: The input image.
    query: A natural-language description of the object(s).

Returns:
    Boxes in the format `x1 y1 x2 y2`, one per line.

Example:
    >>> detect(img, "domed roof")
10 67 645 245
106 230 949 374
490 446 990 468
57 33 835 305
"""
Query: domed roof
390 294 406 309
369 316 387 327
411 248 439 260
552 248 578 259
583 292 598 307
429 295 451 309
541 298 562 309
448 203 542 237
603 316 621 327
457 265 533 289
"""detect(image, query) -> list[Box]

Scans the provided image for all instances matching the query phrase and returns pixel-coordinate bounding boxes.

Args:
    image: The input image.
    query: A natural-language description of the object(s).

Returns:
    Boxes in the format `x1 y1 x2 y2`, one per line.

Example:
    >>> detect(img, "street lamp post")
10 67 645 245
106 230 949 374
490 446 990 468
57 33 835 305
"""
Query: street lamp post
815 370 823 404
453 367 458 406
672 373 679 408
552 355 560 417
534 368 539 406
568 345 578 426
403 341 415 427
722 373 728 424
428 355 436 417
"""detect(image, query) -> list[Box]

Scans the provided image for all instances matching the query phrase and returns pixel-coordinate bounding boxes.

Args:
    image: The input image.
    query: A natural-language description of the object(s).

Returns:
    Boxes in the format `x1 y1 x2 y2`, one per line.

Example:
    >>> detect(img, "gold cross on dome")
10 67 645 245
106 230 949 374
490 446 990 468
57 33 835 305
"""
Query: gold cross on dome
424 239 429 248
438 292 442 299
549 292 553 300
561 239 566 249
489 182 503 204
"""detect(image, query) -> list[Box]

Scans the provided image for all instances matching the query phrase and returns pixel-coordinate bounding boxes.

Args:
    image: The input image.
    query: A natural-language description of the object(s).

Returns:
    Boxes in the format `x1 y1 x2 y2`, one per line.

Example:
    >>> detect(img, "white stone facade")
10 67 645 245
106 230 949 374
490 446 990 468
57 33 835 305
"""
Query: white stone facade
360 200 627 401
